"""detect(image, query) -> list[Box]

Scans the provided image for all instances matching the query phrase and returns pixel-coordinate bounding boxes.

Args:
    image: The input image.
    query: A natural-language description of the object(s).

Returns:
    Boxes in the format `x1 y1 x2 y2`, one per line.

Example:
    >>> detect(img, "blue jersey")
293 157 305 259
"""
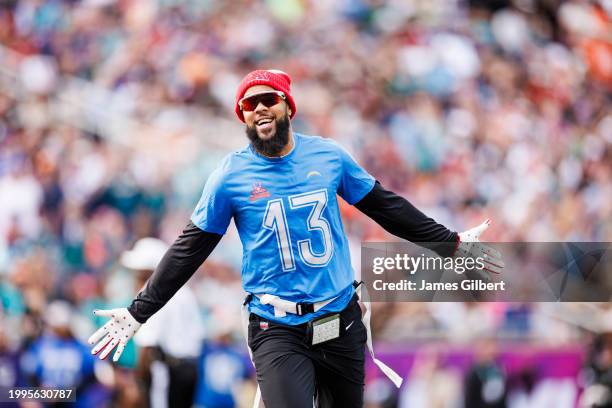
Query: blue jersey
191 133 374 325
21 333 97 408
194 342 250 408
21 334 94 388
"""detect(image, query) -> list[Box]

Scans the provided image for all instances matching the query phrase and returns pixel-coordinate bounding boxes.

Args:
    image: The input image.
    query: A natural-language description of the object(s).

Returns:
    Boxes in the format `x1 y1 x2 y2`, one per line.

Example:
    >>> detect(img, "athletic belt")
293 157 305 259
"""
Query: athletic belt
253 293 338 318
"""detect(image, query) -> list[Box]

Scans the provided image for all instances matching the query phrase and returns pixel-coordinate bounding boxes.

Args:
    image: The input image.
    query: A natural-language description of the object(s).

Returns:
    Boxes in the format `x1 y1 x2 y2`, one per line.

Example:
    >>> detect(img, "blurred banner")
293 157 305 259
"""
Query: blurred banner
362 242 612 301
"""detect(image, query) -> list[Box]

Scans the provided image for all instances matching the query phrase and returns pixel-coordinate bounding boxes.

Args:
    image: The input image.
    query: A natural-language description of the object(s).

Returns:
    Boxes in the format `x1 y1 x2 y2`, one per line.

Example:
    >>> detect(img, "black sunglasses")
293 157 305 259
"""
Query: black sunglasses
239 91 286 112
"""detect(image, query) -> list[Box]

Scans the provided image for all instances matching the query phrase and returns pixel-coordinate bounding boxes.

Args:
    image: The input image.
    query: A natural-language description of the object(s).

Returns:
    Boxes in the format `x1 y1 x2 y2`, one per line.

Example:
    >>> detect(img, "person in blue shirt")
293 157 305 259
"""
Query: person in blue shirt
88 70 502 407
194 327 251 408
23 301 104 408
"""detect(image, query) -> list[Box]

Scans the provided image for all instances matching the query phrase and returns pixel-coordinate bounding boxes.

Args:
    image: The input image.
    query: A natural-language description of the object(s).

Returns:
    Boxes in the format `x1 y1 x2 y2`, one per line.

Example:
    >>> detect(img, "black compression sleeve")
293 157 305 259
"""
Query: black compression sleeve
354 181 459 257
127 222 222 323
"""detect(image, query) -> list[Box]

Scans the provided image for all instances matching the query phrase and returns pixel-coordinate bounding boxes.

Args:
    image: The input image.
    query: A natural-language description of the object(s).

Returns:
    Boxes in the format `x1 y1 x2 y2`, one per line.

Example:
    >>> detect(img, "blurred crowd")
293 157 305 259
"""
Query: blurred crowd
0 0 611 406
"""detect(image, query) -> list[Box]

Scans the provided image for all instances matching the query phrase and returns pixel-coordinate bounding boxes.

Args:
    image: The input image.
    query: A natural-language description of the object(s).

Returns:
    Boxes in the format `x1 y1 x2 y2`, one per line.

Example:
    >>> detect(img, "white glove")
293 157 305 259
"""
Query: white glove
88 308 141 362
455 219 504 275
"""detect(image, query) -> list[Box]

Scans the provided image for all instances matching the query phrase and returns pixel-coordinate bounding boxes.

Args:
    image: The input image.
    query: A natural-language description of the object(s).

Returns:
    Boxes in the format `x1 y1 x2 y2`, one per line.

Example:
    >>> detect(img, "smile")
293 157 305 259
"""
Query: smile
256 118 274 126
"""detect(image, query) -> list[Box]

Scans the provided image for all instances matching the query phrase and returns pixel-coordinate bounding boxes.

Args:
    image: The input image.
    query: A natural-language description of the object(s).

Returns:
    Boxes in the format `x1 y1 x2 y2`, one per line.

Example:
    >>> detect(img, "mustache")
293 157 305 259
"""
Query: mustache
246 114 291 157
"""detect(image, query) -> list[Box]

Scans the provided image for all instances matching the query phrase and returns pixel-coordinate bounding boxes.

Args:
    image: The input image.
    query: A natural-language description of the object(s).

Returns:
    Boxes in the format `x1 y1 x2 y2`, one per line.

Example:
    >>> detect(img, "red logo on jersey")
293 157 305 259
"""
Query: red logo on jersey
260 321 269 330
250 183 270 201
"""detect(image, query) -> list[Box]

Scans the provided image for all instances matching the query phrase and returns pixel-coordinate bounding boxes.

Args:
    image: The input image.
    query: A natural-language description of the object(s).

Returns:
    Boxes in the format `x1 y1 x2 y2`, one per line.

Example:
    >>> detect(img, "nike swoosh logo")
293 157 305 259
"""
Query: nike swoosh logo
345 321 354 330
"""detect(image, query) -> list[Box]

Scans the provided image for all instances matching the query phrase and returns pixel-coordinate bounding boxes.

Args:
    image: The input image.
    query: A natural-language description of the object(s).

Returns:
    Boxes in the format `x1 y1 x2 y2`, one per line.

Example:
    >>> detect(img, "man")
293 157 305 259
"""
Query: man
193 315 251 408
121 237 204 408
22 300 99 408
88 69 502 407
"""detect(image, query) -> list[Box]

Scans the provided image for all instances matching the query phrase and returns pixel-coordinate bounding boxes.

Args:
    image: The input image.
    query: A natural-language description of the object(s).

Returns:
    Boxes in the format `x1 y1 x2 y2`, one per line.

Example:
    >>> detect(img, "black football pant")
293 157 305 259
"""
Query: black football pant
248 295 366 408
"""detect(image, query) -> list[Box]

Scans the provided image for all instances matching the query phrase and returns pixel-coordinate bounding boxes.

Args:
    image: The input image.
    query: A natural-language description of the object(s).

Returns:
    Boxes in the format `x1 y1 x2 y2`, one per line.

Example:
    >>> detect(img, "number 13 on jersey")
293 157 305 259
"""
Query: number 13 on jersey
262 189 334 271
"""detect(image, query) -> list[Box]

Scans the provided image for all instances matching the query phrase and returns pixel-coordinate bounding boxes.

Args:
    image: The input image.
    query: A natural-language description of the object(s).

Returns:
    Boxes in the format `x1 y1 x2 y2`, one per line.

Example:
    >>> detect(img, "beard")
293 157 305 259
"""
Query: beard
246 114 291 157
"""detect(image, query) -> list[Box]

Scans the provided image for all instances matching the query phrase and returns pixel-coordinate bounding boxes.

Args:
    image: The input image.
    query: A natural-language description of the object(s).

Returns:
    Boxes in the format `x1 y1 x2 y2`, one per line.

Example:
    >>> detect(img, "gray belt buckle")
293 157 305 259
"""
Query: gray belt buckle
307 314 341 346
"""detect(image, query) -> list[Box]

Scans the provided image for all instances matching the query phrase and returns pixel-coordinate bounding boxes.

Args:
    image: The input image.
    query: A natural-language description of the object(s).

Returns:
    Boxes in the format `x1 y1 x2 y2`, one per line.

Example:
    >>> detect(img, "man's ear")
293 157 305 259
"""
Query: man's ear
288 107 292 116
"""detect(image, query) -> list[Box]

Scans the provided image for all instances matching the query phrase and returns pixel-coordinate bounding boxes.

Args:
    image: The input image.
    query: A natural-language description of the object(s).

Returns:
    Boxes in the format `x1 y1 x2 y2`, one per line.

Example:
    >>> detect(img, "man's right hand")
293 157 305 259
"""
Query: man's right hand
88 308 141 362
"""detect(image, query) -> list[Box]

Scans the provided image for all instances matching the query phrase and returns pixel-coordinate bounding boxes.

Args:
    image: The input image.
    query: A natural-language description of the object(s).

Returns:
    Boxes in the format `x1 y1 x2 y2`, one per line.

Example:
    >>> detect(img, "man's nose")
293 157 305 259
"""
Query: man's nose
254 102 269 113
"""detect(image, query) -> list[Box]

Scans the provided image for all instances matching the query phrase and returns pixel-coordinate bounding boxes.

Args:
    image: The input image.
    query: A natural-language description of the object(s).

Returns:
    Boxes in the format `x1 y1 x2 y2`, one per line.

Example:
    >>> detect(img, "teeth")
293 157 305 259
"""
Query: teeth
257 118 273 126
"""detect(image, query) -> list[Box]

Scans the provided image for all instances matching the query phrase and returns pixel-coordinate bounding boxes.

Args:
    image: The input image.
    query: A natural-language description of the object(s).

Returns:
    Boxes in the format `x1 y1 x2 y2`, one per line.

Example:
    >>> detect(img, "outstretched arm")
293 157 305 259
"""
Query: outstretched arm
354 181 503 274
354 181 459 257
88 222 222 361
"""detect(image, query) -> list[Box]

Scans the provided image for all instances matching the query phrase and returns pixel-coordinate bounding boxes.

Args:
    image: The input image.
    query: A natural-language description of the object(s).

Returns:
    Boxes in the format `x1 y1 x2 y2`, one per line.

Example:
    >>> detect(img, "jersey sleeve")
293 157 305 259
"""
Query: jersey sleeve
190 163 233 235
335 143 375 205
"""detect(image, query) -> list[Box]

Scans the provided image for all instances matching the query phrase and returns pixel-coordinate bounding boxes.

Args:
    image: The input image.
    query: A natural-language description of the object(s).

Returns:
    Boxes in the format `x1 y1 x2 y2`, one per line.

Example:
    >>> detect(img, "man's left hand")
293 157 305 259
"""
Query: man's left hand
455 219 504 275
